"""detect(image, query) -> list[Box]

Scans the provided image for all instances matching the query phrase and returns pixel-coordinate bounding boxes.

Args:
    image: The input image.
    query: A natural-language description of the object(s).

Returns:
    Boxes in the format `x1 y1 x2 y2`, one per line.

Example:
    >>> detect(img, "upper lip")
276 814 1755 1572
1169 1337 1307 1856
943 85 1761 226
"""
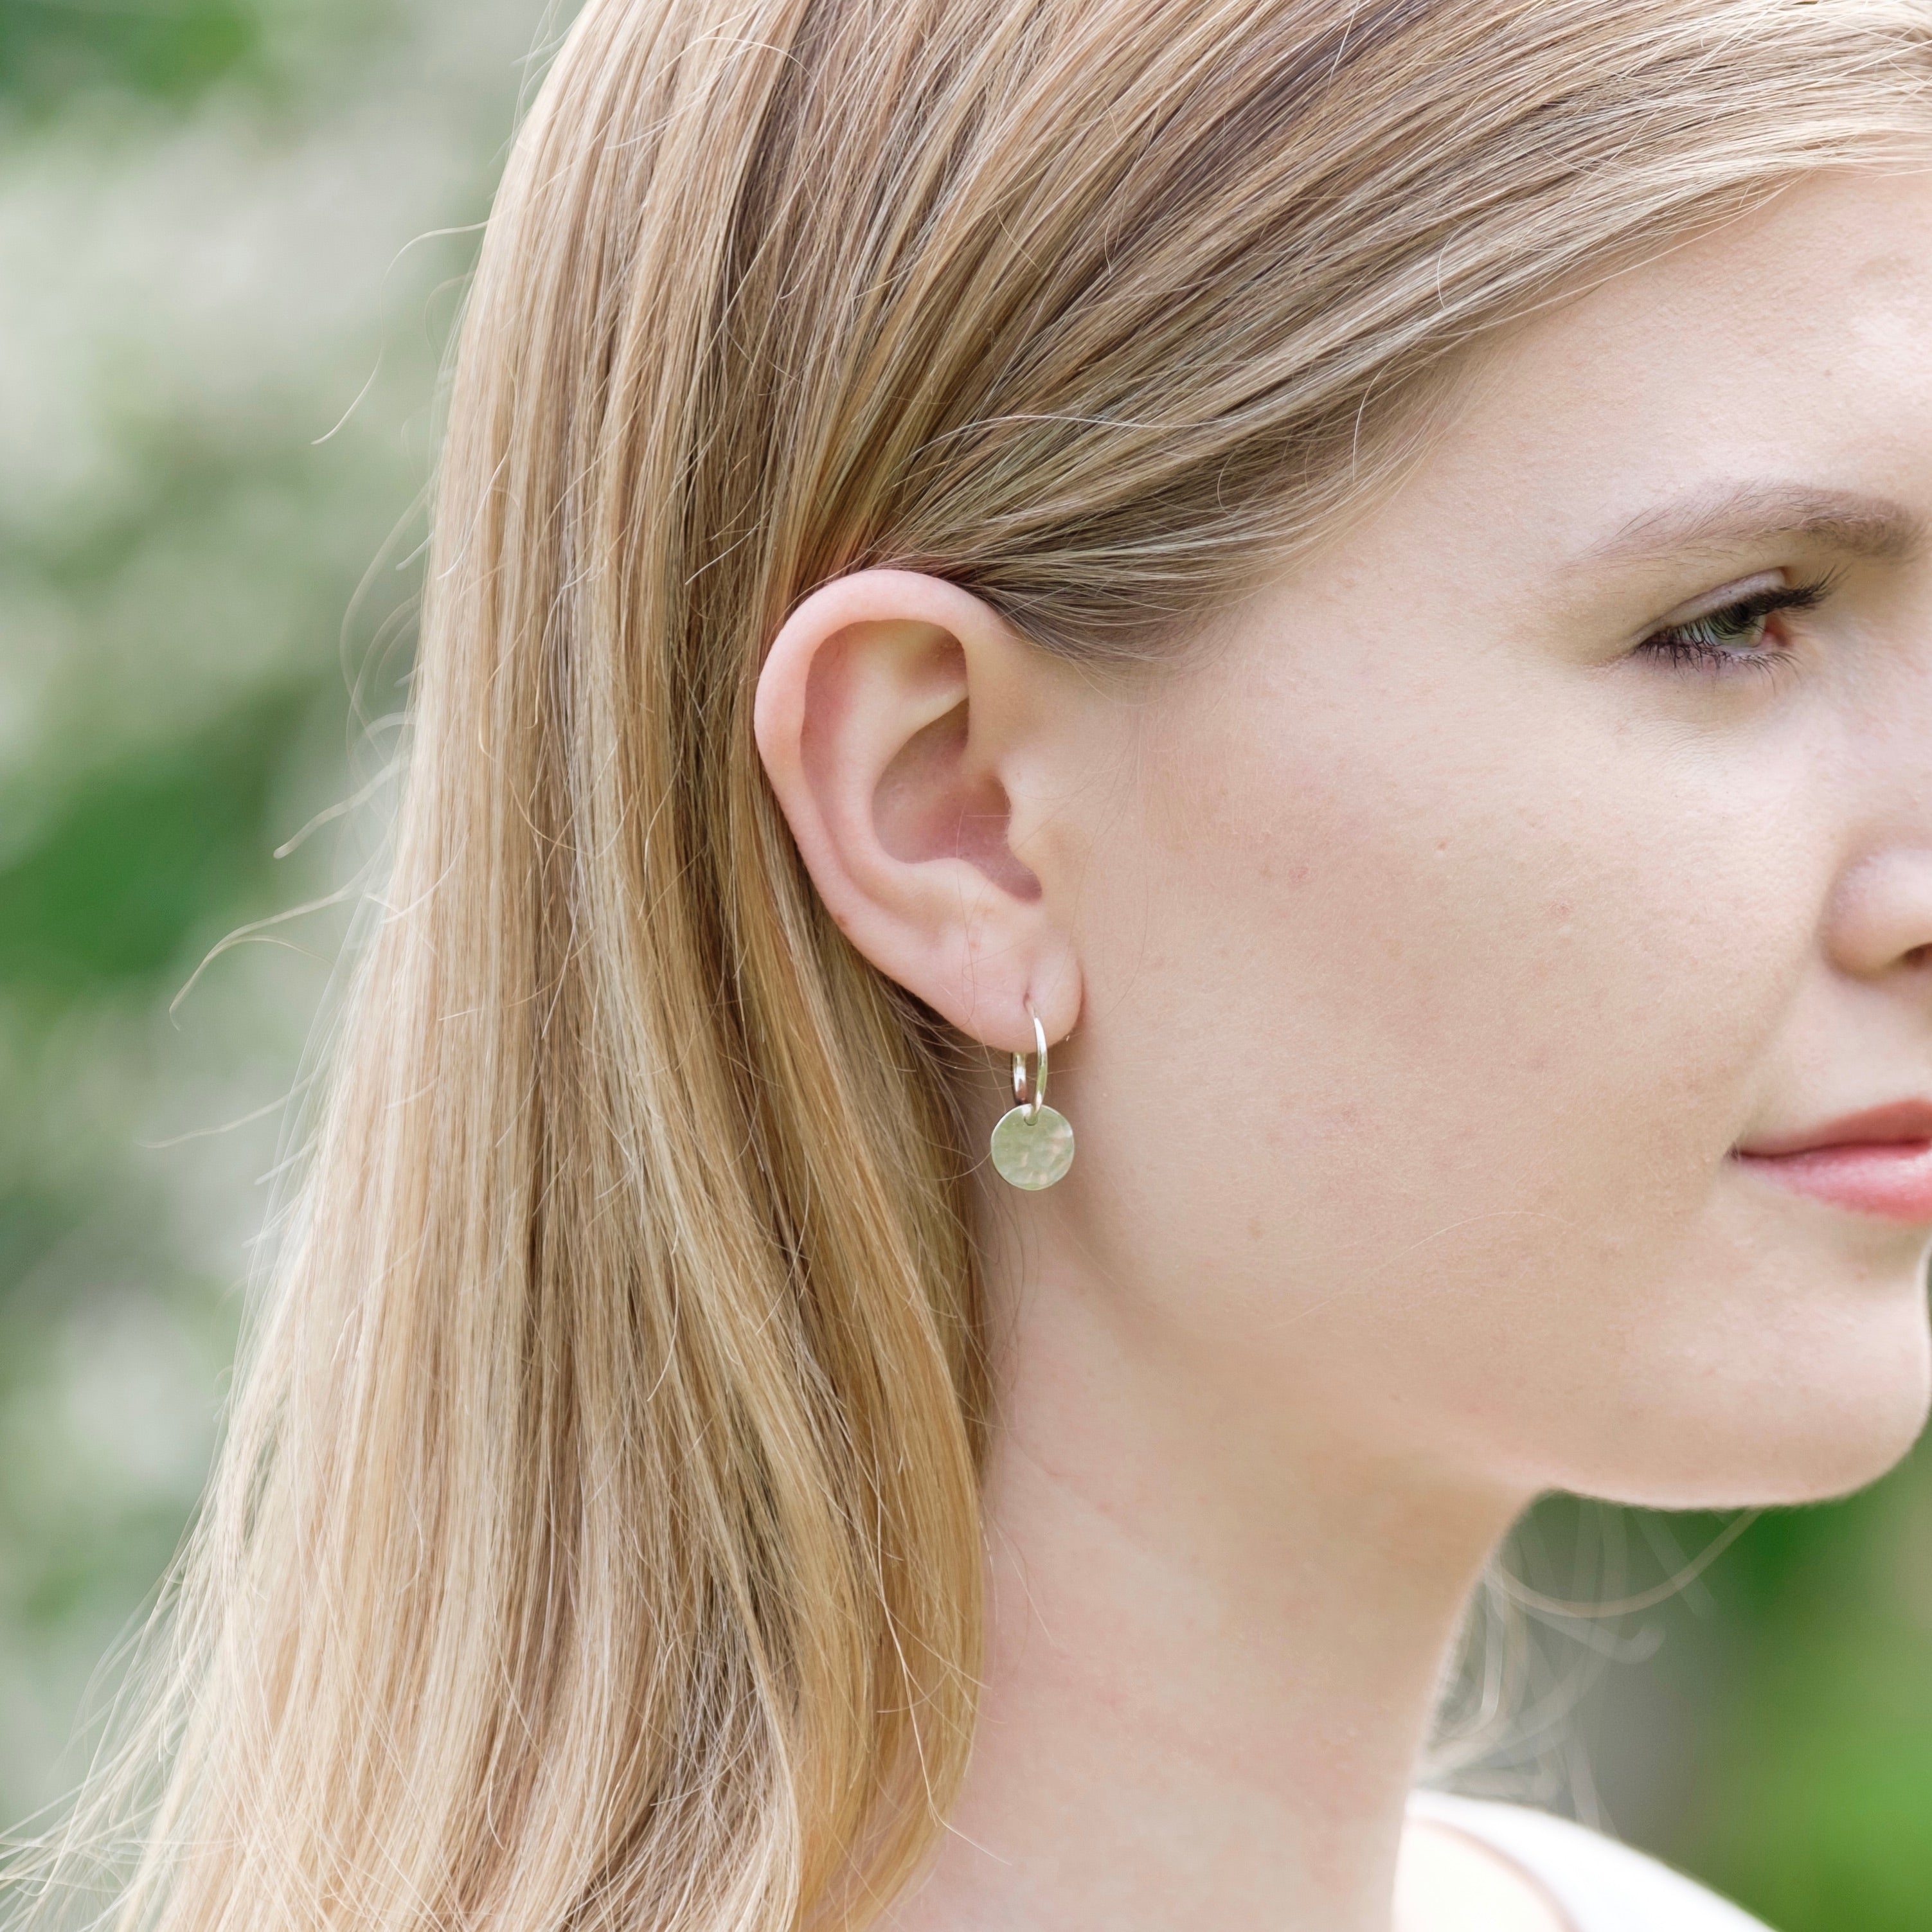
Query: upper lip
1736 1098 1932 1160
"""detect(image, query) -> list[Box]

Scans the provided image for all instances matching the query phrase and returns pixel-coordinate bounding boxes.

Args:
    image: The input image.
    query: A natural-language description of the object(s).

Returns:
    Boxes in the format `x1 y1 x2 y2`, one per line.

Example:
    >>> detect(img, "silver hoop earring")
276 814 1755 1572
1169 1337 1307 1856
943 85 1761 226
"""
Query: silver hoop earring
989 1010 1075 1190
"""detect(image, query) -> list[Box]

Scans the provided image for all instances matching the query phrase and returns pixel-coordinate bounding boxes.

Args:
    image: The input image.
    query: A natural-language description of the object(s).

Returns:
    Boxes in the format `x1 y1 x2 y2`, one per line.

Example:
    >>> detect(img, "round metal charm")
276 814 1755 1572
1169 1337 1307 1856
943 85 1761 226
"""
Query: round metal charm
989 1102 1075 1190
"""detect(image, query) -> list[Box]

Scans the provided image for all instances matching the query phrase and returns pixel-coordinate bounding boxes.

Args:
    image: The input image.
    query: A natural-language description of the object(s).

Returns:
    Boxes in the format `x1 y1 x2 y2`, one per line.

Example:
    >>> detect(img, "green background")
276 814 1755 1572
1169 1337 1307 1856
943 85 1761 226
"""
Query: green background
0 3 1928 1923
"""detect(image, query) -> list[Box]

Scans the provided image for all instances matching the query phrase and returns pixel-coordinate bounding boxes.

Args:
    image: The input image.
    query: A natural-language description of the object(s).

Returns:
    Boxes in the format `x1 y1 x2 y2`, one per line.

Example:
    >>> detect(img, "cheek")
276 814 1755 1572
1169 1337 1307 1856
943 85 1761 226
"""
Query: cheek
1117 686 1805 1238
1073 661 1894 1489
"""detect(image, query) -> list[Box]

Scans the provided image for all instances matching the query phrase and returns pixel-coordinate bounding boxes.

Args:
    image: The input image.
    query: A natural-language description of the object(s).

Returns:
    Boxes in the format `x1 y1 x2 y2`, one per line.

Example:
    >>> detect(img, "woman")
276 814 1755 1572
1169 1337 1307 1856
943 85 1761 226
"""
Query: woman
25 1 1932 1929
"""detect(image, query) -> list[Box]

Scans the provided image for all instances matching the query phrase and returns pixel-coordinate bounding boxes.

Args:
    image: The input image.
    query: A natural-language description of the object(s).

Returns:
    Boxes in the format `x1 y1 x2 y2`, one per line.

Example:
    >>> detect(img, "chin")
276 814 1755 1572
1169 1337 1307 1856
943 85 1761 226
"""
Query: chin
1547 1238 1932 1512
1751 1362 1932 1506
1595 1313 1932 1512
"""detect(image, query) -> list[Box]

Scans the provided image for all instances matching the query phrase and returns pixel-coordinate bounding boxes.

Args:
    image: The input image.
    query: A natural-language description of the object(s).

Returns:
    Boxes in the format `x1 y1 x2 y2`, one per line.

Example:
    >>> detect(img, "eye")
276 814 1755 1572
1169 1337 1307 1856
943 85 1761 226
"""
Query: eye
1636 575 1836 675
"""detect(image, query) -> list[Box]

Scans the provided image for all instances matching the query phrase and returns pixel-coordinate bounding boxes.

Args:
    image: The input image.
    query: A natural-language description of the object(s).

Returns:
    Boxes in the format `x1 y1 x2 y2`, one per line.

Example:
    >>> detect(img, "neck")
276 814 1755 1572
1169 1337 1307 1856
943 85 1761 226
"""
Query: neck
891 1233 1526 1932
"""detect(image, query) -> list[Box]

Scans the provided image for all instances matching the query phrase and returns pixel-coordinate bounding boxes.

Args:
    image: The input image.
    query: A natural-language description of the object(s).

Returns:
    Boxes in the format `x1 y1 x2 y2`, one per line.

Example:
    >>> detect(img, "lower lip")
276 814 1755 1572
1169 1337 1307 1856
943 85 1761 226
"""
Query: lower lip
1733 1141 1932 1222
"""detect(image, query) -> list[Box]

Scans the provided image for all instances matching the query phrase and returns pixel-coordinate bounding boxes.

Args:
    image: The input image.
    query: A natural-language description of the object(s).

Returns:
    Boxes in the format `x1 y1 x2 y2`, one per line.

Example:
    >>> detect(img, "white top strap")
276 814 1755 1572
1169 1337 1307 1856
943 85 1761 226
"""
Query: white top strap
1407 1792 1775 1932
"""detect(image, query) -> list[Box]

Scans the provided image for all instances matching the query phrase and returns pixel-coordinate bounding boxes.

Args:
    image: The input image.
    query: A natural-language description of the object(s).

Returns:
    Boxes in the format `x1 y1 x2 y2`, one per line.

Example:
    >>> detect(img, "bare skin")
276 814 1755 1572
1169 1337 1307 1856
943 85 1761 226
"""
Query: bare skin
755 171 1932 1932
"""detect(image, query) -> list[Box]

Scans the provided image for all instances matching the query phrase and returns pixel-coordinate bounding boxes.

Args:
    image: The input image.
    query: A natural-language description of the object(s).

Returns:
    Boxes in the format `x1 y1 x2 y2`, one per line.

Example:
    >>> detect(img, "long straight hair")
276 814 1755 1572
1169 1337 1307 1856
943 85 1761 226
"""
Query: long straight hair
18 3 1932 1929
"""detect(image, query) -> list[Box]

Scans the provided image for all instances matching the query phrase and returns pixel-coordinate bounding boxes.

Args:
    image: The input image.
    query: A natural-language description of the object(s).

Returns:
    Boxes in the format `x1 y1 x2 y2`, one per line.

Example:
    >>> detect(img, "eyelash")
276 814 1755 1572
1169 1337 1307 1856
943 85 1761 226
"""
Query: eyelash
1637 577 1837 676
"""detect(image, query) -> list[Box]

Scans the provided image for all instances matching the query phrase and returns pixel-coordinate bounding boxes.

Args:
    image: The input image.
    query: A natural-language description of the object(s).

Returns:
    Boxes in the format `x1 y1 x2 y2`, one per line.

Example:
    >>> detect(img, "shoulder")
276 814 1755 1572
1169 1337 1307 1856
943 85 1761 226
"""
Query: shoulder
1406 1791 1776 1932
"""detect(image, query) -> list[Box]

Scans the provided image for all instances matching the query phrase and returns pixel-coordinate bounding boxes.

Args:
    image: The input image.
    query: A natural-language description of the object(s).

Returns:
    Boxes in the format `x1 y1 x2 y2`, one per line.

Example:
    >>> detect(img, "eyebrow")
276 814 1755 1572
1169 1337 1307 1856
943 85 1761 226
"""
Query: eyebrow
1587 484 1925 568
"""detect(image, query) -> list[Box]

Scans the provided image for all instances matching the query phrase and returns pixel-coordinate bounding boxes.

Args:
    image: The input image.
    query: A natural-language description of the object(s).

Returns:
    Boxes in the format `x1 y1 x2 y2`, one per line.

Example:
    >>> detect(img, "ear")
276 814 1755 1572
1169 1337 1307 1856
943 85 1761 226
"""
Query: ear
753 570 1081 1054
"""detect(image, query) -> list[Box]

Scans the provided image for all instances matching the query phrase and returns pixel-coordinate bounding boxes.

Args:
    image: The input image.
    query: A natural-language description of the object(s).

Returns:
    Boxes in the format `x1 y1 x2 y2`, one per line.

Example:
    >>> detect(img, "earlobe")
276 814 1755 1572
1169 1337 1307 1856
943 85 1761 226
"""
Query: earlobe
753 571 1081 1053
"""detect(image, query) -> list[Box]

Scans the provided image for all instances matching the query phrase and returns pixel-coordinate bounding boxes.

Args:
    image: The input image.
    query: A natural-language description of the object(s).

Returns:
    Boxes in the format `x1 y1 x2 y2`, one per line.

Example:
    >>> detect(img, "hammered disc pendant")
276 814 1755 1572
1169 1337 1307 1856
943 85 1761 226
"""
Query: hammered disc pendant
989 1103 1075 1190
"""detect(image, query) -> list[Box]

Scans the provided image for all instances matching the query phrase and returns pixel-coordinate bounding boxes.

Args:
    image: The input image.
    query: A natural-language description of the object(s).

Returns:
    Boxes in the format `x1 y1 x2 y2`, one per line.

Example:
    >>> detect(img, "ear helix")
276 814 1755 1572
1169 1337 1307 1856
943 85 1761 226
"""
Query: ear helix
989 1009 1074 1190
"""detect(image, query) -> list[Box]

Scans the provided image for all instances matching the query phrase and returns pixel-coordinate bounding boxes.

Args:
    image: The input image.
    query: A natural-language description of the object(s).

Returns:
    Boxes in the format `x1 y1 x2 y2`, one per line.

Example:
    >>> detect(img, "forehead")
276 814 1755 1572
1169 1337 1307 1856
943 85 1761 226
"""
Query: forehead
1417 170 1932 544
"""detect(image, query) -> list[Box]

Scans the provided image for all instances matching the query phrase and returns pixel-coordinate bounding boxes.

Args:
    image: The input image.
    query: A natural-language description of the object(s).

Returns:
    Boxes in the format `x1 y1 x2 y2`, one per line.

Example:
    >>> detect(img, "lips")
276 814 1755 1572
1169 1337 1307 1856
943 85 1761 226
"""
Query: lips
1733 1100 1932 1224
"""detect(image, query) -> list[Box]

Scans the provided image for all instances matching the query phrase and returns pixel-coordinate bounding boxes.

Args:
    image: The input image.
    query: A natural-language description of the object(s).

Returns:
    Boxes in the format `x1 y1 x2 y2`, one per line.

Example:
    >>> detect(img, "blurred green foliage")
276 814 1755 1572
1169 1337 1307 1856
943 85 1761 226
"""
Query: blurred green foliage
0 0 263 111
0 0 531 1829
0 690 308 988
0 3 1928 1926
1471 1460 1932 1926
1678 1461 1932 1924
0 0 398 119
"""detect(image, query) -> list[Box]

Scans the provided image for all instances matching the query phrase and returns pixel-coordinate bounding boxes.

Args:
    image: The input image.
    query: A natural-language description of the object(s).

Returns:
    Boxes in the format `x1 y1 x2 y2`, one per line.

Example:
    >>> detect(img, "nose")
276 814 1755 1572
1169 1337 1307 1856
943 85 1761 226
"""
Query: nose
1827 848 1932 981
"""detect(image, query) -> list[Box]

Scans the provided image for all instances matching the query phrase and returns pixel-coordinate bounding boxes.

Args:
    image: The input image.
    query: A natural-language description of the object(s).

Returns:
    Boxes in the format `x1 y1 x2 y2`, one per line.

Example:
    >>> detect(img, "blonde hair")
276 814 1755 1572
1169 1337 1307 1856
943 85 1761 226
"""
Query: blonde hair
18 2 1932 1928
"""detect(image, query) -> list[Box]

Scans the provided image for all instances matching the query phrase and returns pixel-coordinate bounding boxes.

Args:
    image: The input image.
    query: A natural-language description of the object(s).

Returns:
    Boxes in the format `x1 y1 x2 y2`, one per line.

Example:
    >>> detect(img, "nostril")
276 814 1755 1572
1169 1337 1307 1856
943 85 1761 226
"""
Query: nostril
1824 851 1932 979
